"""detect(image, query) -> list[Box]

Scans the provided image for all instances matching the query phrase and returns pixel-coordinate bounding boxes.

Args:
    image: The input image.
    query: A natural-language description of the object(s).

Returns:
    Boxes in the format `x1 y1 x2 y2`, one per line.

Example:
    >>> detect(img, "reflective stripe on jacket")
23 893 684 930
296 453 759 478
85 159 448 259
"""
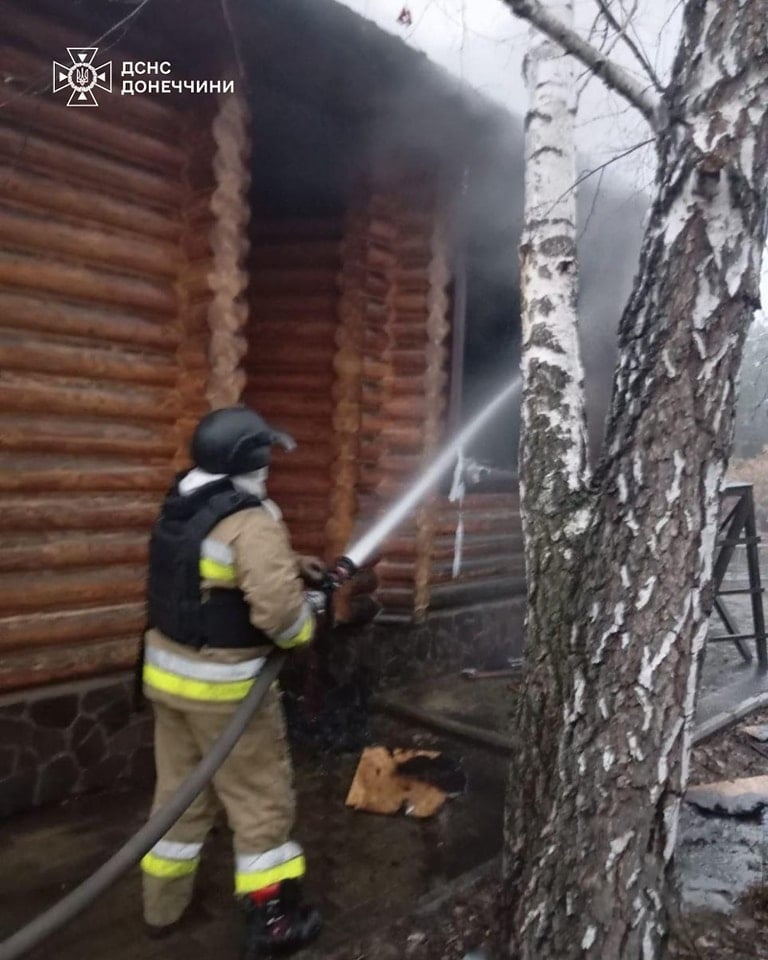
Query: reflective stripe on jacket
144 505 315 710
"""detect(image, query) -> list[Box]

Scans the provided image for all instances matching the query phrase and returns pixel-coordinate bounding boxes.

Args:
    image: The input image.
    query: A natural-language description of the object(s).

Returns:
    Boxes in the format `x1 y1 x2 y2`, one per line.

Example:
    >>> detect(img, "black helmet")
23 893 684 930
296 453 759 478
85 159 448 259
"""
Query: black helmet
191 407 295 475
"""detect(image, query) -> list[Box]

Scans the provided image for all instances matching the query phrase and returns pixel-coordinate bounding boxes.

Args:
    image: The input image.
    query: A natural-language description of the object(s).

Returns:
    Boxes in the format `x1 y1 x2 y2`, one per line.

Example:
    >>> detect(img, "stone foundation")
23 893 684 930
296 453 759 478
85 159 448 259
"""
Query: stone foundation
0 596 525 816
0 675 153 819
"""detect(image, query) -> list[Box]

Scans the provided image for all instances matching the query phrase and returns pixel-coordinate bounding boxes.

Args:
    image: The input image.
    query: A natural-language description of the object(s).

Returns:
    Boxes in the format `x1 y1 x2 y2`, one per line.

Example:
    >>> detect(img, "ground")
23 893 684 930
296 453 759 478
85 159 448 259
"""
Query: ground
2 618 768 960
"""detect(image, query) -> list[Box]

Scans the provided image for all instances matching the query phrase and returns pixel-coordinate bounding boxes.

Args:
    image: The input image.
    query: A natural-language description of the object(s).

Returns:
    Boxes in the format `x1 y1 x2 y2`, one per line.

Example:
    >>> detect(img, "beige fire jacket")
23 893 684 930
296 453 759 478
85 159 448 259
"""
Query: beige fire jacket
143 505 315 712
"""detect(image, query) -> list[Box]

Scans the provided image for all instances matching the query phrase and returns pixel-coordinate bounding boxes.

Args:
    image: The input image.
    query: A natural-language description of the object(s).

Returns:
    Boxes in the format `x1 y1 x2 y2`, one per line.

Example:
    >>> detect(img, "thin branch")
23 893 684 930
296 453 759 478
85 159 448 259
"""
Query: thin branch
595 0 663 92
220 0 247 84
576 0 633 104
501 0 662 129
534 136 655 221
0 0 154 110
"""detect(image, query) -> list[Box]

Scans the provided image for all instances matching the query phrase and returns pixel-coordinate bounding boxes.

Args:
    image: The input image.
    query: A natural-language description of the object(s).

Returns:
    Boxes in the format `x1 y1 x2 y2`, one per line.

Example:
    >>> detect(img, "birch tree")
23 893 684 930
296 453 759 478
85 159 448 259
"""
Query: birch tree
501 1 768 958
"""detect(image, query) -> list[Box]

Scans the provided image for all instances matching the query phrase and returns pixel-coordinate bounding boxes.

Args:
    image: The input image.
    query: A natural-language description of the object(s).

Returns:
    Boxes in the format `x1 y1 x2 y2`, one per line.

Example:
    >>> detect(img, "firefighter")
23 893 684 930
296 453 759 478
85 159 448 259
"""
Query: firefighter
140 406 323 958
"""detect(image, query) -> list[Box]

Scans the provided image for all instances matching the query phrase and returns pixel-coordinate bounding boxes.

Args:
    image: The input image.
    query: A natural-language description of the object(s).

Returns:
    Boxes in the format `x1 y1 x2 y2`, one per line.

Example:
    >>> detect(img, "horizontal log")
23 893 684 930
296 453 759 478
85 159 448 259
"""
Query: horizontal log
429 554 525 584
0 164 181 241
245 371 336 394
0 495 160 531
0 427 174 461
388 350 429 373
432 513 522 538
0 566 146 614
360 420 424 447
243 341 336 368
0 88 184 173
251 268 339 294
384 396 429 421
269 444 336 469
0 534 149 572
0 290 181 348
0 636 141 693
0 204 180 278
375 586 415 611
0 16 182 134
428 575 527 609
371 696 514 754
278 497 332 523
264 472 331 497
0 601 146 651
0 466 170 494
244 393 335 420
251 241 340 269
0 373 182 423
431 532 524 562
0 333 177 386
435 493 521 513
249 294 337 315
245 327 335 354
253 219 342 242
0 124 182 208
0 250 177 315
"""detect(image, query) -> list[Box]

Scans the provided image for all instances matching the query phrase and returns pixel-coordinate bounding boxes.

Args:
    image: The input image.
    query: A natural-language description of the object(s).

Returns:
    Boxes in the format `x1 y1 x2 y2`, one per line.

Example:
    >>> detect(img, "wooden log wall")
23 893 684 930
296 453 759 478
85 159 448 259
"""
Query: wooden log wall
244 219 344 558
0 4 216 691
347 179 453 617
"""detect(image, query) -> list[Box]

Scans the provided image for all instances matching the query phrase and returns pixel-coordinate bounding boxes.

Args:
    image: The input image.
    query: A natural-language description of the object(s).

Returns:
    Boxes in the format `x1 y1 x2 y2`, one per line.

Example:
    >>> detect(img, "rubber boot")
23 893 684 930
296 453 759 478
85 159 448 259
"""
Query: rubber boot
242 880 322 958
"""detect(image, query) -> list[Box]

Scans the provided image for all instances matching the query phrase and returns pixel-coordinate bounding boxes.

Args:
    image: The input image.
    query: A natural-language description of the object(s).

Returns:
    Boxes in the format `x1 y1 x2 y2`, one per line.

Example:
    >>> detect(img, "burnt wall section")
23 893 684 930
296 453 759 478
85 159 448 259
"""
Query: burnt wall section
244 219 344 558
0 675 153 819
0 4 216 691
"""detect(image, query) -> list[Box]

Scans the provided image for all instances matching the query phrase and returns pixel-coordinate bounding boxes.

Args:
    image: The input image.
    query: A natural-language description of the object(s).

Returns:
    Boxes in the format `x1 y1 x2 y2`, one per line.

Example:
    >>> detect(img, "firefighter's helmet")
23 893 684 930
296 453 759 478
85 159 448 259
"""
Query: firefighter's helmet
191 407 296 475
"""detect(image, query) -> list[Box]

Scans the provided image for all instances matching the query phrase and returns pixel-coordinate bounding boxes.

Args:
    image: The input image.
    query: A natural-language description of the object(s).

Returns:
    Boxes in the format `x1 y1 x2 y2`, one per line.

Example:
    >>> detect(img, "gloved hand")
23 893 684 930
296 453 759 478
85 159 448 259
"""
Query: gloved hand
305 590 326 616
299 555 327 586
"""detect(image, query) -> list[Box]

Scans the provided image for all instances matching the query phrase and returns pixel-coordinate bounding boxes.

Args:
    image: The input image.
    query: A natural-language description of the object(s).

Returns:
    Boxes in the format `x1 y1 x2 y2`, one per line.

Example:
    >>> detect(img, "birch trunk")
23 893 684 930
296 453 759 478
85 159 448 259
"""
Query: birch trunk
504 0 590 913
508 1 768 958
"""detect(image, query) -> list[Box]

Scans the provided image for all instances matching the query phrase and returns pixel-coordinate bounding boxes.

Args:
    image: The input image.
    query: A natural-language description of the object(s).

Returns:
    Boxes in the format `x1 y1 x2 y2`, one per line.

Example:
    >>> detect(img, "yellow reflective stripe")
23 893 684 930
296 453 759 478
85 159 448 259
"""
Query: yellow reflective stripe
143 663 255 702
274 613 314 651
141 852 199 879
199 556 236 583
234 855 306 895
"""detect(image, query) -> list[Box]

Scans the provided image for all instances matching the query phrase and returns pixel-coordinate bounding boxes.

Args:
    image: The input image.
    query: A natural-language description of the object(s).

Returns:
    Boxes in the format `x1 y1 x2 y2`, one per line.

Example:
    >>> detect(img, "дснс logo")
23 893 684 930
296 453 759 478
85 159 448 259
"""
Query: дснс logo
53 48 112 107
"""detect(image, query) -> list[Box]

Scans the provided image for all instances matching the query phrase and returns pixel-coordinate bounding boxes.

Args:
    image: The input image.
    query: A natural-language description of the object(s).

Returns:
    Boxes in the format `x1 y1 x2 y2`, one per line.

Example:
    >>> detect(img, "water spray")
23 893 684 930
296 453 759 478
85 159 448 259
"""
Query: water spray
345 375 522 569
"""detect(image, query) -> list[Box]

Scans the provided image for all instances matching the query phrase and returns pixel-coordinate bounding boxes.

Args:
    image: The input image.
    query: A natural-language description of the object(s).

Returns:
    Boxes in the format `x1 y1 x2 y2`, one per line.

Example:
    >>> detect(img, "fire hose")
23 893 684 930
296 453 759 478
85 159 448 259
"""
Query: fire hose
0 558 356 960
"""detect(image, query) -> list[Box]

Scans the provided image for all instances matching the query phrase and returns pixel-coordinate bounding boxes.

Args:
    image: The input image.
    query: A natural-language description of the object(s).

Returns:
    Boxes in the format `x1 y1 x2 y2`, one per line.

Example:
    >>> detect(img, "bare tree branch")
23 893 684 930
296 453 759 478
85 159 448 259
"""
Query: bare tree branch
536 136 655 220
500 0 663 128
594 0 663 91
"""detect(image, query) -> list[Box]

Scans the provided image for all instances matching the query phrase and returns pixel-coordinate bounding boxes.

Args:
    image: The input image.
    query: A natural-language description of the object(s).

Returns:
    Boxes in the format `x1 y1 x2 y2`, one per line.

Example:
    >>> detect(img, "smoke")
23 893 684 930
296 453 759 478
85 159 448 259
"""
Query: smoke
236 0 650 470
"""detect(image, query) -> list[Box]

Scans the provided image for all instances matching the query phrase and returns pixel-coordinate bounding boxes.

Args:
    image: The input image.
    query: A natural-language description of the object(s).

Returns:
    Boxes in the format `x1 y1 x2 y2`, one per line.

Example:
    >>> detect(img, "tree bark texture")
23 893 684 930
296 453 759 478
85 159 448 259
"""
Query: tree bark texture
505 0 590 914
509 2 768 958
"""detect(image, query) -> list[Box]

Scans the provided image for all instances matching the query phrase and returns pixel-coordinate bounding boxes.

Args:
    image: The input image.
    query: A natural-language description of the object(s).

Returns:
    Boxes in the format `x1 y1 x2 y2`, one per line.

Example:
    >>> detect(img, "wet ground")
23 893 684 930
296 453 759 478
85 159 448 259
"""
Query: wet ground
0 676 514 960
2 602 768 960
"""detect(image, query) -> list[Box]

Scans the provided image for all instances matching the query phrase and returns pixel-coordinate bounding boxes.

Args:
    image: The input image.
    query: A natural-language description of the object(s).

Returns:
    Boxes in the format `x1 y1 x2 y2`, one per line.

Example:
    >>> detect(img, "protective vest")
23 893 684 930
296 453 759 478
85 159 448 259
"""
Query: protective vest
147 475 270 649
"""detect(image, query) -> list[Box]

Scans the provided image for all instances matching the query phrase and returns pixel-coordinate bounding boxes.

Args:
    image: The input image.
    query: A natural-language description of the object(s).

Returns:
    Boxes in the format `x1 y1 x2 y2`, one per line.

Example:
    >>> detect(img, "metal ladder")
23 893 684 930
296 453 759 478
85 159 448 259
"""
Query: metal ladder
710 482 768 671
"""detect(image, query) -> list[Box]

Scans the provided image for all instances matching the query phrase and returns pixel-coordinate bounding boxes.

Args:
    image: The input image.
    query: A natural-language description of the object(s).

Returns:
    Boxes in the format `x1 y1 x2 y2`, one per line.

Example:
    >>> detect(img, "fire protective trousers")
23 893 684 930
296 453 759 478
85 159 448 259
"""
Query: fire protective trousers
141 687 303 928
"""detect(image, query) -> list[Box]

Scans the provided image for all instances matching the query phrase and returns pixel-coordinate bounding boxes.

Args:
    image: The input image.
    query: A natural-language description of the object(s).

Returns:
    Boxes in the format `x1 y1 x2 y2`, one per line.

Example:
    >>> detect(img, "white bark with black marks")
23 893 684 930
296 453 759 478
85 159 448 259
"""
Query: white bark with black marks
506 1 768 958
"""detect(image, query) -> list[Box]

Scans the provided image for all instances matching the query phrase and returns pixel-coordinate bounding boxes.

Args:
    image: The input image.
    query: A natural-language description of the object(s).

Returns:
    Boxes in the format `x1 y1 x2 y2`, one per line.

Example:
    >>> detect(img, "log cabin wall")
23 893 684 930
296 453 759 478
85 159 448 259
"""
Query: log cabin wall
244 219 344 559
0 4 216 692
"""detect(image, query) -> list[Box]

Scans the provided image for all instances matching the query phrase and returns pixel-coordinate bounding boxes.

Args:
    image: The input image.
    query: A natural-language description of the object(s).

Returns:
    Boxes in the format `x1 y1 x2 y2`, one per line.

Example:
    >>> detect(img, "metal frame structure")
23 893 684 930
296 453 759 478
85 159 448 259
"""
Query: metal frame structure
710 482 768 671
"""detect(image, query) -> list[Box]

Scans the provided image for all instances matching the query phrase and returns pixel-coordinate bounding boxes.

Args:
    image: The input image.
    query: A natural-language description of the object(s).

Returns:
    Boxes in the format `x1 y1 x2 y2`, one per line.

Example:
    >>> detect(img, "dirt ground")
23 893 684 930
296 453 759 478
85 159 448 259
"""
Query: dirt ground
3 662 768 960
0 674 513 960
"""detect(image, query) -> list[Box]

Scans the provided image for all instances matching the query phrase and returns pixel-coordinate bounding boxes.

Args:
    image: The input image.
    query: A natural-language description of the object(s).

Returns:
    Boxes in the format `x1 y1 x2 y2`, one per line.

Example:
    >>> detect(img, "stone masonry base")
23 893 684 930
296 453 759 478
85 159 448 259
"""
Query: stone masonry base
0 595 525 816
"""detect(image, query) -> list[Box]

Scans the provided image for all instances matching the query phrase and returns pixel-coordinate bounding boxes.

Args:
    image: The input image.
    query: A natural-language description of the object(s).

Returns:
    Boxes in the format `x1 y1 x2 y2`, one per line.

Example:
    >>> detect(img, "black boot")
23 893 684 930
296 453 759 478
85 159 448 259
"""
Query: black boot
242 880 322 958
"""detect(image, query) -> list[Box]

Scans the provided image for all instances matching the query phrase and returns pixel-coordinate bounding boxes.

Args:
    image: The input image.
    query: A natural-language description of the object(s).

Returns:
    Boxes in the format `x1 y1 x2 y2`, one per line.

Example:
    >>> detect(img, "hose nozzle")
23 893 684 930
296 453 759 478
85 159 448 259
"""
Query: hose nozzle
328 555 357 588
